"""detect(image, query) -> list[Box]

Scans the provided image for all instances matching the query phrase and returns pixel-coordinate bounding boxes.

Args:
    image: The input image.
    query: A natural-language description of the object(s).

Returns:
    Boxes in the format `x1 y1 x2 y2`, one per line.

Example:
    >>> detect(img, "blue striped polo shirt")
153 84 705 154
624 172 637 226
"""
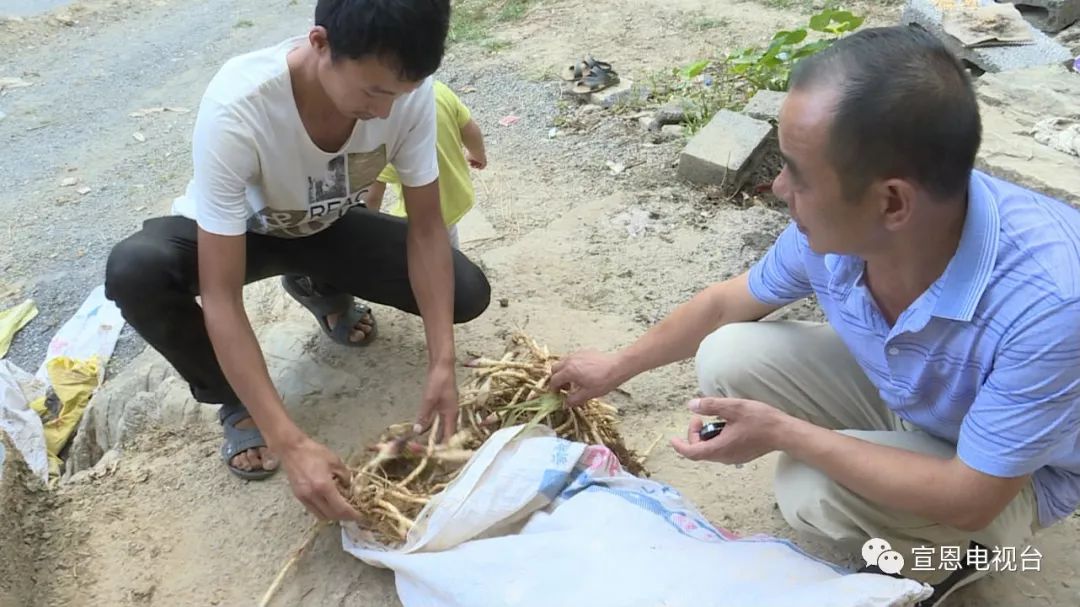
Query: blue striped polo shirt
748 170 1080 527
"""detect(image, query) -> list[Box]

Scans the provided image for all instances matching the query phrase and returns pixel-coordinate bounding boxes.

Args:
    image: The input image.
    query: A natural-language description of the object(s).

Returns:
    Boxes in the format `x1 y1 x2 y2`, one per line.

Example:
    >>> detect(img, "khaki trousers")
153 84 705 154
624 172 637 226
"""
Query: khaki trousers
694 321 1041 583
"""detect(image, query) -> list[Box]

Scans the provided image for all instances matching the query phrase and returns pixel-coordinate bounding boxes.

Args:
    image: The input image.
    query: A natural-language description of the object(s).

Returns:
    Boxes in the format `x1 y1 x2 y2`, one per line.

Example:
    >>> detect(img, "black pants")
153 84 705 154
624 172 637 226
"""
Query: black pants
104 209 491 417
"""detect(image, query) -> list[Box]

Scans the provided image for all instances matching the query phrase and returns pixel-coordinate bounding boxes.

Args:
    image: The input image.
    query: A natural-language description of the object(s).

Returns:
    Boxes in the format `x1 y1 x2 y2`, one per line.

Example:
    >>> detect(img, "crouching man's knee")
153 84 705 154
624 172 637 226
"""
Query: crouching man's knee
695 322 767 398
452 261 491 324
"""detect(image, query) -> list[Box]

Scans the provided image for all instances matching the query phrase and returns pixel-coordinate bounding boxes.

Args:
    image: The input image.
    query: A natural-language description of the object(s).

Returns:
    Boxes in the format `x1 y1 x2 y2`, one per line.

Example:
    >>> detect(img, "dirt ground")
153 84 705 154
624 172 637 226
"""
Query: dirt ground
2 1 1079 606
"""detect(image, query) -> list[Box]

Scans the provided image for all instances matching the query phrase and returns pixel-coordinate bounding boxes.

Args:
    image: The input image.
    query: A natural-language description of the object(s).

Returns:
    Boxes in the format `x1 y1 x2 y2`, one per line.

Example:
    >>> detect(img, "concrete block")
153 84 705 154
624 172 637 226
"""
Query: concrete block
1001 0 1080 33
588 79 650 108
902 0 1072 73
742 89 787 122
677 109 773 190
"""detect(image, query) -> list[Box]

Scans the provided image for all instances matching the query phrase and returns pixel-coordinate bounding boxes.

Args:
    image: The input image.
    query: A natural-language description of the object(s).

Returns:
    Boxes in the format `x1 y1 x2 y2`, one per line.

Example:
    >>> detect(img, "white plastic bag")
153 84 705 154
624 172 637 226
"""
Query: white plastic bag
35 285 125 386
343 426 932 607
0 359 48 481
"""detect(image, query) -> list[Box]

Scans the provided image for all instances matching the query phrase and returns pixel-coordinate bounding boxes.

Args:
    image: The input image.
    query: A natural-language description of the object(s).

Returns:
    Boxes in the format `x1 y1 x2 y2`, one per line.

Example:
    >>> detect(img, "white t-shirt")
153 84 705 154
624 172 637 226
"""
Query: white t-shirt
171 36 438 238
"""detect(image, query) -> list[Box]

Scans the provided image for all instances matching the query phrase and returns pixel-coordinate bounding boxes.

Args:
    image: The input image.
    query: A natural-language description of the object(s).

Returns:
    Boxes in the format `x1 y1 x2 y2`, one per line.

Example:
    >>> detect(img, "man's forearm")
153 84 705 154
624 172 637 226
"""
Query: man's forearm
776 417 993 530
203 297 303 447
406 216 455 366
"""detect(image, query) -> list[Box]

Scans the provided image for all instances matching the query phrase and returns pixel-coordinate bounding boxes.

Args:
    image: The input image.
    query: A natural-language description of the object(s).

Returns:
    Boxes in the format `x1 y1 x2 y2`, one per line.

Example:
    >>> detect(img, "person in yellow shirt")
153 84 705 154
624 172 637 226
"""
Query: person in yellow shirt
365 80 487 249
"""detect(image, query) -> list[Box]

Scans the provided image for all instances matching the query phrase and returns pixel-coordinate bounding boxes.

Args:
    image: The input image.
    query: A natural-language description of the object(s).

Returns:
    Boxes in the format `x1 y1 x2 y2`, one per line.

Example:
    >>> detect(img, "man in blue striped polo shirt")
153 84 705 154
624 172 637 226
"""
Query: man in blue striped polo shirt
550 25 1080 606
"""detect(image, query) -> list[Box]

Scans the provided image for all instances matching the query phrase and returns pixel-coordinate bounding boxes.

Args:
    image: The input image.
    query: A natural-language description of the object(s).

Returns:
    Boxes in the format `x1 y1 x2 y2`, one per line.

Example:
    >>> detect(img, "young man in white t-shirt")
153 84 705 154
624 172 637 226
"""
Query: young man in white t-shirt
104 0 490 522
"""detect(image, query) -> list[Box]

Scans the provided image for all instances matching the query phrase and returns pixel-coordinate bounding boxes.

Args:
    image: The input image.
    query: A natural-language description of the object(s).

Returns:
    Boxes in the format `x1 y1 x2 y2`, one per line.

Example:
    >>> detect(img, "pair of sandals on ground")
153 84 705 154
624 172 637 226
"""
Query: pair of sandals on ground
221 275 376 480
561 55 620 94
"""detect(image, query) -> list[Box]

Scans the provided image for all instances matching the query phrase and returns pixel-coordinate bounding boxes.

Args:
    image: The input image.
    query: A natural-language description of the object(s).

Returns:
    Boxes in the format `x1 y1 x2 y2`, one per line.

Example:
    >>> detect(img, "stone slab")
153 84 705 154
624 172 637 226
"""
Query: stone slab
975 64 1080 206
742 89 787 122
1001 0 1080 33
976 64 1080 116
902 0 1072 73
677 109 773 190
587 79 650 109
655 100 688 125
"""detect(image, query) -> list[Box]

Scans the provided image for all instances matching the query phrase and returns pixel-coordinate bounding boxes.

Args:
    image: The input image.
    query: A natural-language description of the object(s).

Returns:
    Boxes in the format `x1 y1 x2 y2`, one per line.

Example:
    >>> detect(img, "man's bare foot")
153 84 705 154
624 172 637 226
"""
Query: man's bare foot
326 309 376 344
228 416 279 473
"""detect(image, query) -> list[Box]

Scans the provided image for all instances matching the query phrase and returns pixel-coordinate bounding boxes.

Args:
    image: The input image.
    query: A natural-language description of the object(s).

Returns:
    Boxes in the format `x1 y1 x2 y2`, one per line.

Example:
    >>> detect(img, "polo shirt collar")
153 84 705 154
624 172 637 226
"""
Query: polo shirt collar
929 171 999 321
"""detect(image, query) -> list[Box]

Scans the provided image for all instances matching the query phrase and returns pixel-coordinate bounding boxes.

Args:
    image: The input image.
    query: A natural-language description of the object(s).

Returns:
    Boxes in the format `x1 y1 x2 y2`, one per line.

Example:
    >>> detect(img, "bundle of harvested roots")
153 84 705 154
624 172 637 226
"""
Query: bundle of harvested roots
344 331 646 547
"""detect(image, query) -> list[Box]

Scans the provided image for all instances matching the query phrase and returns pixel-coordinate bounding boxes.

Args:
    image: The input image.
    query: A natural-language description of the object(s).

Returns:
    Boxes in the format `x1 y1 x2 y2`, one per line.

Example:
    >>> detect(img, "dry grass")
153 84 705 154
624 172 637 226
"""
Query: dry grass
343 330 645 547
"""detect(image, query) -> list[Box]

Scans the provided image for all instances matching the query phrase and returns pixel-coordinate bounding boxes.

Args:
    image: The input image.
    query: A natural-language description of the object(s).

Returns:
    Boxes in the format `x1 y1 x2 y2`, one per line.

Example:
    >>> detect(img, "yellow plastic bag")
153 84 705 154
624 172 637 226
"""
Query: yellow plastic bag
29 355 100 478
0 299 38 358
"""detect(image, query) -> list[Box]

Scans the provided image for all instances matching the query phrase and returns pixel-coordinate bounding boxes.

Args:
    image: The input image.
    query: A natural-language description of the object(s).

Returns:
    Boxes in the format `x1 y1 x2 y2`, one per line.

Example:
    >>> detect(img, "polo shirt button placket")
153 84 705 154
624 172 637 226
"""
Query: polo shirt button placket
884 345 900 382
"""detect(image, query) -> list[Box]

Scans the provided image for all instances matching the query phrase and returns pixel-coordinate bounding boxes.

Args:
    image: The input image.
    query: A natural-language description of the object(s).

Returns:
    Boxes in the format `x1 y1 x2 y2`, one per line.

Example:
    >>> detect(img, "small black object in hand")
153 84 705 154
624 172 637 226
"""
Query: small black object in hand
699 420 726 441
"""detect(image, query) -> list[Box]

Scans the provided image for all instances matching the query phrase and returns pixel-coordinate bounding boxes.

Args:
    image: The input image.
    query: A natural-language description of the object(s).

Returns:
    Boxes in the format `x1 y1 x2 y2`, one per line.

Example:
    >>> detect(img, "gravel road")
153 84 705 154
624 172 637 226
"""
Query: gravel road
0 0 319 374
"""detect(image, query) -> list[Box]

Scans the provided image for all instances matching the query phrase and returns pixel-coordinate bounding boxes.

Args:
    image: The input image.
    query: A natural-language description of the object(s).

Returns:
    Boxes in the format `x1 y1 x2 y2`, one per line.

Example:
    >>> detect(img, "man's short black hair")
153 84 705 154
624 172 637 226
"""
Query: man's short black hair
788 25 981 201
315 0 451 82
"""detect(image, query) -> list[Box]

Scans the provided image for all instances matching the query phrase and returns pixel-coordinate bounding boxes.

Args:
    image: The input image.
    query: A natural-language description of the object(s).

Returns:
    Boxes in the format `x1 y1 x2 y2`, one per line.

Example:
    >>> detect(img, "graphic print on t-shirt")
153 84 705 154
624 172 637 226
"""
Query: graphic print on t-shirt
348 148 388 193
251 145 387 238
310 155 347 202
